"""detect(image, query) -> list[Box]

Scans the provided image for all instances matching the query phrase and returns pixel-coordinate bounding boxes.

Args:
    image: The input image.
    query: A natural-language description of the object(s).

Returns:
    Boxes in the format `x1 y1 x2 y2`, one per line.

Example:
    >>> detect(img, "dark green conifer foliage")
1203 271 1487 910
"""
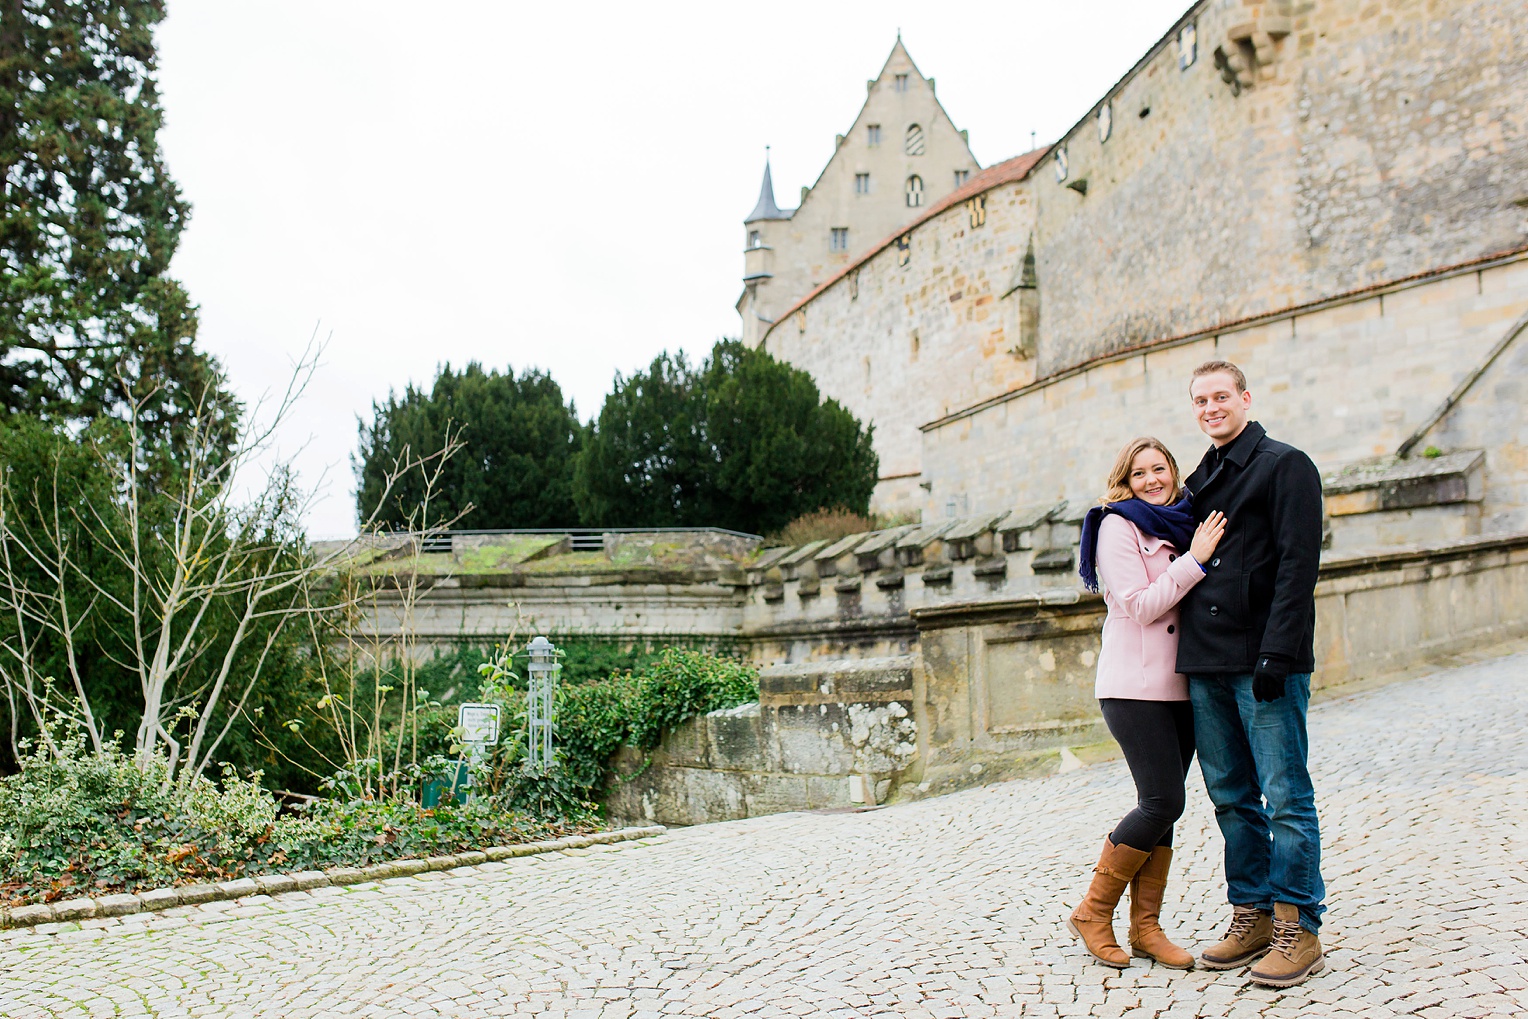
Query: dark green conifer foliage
700 340 878 535
0 1 234 453
572 351 708 528
355 362 584 530
575 341 877 534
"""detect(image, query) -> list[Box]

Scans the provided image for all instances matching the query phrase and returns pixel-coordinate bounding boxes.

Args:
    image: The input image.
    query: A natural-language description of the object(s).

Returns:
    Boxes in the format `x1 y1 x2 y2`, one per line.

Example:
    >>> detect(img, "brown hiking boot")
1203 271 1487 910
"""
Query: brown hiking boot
1198 904 1274 970
1065 837 1151 968
1249 902 1325 987
1127 846 1194 969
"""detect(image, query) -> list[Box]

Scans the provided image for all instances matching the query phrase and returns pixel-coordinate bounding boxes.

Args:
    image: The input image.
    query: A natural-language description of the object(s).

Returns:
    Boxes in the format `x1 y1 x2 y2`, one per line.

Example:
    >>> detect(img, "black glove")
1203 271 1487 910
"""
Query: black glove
1252 654 1291 703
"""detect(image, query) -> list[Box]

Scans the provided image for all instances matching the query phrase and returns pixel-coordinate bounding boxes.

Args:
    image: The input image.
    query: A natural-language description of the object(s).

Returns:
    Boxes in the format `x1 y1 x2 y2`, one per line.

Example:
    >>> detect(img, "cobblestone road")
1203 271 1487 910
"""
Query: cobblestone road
5 651 1526 1018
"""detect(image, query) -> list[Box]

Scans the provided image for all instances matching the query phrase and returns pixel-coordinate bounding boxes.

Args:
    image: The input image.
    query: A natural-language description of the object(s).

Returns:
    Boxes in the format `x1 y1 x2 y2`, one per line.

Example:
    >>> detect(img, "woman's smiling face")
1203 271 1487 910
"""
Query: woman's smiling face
1127 447 1175 505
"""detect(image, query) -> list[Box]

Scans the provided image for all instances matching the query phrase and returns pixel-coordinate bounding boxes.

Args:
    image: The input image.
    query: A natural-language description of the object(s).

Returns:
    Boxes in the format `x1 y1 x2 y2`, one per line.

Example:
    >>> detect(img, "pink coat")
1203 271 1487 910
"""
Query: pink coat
1094 514 1206 701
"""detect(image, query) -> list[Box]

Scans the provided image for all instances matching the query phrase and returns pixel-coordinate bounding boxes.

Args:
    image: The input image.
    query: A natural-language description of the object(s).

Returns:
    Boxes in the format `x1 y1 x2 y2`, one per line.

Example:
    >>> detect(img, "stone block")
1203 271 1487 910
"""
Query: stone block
804 774 856 809
706 702 768 772
746 546 795 580
325 867 366 885
253 873 299 895
771 704 856 775
7 904 54 926
656 715 711 768
138 887 183 910
973 556 1007 578
777 540 828 580
1030 548 1075 573
855 525 919 572
215 878 259 900
738 773 813 815
760 656 915 703
94 894 142 918
51 898 97 921
895 521 956 567
177 884 218 904
814 532 872 576
921 564 954 584
1324 450 1484 515
291 870 330 890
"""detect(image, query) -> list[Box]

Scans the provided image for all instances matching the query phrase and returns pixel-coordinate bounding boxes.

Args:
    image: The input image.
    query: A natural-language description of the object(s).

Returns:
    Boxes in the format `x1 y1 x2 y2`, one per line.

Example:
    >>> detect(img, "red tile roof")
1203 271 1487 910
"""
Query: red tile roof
761 147 1052 343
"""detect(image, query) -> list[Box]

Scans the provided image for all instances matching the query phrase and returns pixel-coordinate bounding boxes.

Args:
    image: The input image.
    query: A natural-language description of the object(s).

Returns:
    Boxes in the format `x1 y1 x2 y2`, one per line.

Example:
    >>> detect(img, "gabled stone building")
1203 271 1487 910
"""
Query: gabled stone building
741 0 1528 535
736 38 979 347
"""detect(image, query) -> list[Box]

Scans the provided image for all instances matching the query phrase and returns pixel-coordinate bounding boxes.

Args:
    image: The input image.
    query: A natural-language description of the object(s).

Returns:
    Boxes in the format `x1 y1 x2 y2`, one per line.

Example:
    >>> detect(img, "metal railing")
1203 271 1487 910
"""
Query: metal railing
412 526 762 555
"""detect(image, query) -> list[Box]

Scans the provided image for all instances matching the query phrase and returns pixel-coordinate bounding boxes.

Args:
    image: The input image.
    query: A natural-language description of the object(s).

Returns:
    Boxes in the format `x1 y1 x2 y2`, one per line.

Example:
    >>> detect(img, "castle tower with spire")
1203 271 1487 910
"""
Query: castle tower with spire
737 37 979 347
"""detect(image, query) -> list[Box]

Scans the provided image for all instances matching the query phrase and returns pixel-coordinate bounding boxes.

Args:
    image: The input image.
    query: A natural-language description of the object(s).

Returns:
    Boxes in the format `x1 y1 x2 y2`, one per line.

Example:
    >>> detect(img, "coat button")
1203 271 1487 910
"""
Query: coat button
1167 624 1175 634
1168 553 1177 561
1210 606 1219 615
1211 557 1221 567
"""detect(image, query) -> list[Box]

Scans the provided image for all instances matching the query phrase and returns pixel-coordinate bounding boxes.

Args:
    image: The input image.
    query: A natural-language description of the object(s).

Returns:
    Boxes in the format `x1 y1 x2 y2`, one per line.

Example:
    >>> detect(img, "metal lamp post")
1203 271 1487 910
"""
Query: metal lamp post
525 635 559 773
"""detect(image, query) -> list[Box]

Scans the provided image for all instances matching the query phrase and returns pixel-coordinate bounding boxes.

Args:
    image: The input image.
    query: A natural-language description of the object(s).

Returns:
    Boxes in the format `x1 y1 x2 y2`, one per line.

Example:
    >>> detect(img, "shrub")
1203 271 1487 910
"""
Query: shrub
473 647 759 806
574 341 879 533
0 732 595 907
765 507 880 548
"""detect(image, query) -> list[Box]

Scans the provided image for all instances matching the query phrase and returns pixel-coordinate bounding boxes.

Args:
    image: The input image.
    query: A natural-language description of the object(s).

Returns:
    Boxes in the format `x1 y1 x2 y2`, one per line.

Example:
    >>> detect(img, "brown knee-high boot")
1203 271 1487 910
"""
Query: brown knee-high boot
1128 846 1195 969
1066 837 1152 968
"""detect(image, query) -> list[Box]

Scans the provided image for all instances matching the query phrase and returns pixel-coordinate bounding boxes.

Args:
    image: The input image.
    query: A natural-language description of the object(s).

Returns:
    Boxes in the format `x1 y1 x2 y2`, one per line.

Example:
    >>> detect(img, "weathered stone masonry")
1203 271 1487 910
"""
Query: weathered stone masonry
757 0 1528 528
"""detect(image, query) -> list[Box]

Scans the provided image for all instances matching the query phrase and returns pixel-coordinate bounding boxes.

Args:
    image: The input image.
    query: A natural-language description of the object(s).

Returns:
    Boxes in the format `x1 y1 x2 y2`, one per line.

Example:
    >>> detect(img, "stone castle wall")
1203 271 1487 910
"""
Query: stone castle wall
762 174 1040 517
753 0 1528 524
738 41 978 347
1036 0 1528 376
923 253 1528 533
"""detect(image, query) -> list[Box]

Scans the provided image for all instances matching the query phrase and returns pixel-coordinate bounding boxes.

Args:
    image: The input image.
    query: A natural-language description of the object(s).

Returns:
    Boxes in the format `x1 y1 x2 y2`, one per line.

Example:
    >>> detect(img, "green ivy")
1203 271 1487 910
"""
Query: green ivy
472 648 758 807
0 733 593 907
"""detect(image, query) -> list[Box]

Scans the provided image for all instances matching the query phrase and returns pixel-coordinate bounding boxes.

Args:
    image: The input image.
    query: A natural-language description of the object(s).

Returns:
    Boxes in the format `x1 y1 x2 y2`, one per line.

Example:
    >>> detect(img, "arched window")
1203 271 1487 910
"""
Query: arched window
905 123 925 155
905 175 924 208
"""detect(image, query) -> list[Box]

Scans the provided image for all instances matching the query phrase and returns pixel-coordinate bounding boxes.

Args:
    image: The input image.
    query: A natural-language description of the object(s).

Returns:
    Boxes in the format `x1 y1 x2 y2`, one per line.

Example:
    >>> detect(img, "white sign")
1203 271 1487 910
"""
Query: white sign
457 703 501 745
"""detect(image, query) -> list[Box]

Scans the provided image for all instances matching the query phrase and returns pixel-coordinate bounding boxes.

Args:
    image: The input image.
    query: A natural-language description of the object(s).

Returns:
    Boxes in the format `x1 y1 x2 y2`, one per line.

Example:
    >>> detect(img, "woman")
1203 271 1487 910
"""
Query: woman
1066 436 1226 970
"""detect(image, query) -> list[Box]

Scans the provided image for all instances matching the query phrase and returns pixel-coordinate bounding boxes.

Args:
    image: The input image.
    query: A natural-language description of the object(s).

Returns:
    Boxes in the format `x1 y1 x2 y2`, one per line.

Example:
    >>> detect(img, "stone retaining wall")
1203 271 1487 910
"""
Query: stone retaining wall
608 531 1528 826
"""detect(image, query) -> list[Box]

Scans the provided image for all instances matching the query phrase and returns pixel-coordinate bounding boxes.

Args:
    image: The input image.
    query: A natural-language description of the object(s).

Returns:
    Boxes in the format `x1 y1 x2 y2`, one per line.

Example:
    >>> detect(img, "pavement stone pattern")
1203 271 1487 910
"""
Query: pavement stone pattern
3 652 1525 1018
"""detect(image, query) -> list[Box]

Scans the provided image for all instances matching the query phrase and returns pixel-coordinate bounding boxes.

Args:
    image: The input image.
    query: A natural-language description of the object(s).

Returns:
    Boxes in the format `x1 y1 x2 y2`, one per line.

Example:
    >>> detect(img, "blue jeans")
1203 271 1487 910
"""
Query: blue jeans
1188 673 1326 934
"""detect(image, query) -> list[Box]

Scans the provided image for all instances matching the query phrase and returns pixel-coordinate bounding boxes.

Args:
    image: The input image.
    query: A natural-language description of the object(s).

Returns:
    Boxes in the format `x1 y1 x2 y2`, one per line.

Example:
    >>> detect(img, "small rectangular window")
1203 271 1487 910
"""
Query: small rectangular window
748 230 761 249
855 173 870 194
1178 22 1197 70
830 227 849 252
954 169 969 187
866 124 881 146
894 73 909 92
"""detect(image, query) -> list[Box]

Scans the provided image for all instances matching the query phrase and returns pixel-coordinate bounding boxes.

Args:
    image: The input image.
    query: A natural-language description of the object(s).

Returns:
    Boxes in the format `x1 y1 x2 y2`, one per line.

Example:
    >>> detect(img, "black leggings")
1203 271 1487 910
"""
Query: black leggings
1099 698 1195 852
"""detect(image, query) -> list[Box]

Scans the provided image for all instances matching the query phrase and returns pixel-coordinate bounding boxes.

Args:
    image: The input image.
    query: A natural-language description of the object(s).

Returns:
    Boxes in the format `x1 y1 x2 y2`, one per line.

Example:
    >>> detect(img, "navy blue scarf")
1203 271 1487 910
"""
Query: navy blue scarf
1077 495 1196 593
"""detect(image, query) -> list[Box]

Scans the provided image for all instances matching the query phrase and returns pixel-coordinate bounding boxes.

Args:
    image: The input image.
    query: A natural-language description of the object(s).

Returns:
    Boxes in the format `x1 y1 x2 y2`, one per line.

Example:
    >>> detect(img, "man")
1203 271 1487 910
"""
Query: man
1176 360 1327 988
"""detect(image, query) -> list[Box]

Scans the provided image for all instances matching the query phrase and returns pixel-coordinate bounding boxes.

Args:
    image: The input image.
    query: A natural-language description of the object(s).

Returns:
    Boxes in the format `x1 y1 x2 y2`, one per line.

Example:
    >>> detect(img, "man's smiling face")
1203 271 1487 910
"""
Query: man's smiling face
1191 371 1251 446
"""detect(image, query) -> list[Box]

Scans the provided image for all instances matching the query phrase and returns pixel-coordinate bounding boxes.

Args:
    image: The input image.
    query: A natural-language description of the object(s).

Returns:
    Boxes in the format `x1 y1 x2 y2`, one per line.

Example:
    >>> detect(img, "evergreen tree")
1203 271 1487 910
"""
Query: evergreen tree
574 342 878 534
356 362 584 530
573 351 708 528
700 340 878 535
0 1 233 454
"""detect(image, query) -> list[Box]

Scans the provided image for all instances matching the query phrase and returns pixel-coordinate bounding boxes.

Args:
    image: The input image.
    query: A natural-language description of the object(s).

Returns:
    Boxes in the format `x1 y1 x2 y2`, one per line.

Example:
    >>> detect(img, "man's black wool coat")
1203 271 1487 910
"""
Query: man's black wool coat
1176 421 1324 675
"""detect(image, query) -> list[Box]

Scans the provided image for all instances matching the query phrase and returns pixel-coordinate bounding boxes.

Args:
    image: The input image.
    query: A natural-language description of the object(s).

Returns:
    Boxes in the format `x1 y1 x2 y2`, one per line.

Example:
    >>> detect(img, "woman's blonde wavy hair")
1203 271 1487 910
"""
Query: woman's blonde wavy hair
1102 436 1183 504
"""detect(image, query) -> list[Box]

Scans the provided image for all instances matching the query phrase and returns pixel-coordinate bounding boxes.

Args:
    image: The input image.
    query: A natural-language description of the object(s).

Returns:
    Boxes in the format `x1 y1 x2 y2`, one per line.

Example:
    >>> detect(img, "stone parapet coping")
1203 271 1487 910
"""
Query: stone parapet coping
0 824 667 931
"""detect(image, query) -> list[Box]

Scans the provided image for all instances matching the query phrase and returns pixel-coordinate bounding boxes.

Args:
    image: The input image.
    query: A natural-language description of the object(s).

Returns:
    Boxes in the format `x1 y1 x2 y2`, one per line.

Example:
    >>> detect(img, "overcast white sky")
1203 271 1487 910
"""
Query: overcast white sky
155 0 1193 538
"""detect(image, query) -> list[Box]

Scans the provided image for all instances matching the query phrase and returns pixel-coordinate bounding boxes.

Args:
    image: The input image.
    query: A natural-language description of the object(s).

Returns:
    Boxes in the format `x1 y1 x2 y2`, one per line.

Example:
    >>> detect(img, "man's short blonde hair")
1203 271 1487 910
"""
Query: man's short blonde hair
1190 359 1247 394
